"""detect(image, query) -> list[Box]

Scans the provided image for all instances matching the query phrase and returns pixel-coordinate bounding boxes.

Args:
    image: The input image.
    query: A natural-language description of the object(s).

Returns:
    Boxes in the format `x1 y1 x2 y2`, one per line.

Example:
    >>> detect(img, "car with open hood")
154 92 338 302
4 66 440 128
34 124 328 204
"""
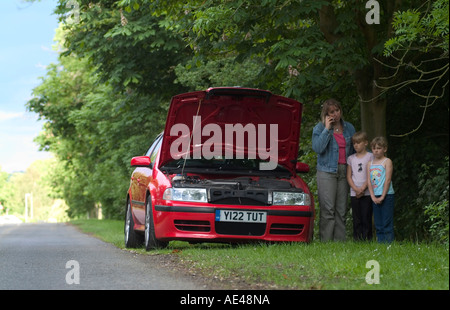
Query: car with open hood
124 87 314 250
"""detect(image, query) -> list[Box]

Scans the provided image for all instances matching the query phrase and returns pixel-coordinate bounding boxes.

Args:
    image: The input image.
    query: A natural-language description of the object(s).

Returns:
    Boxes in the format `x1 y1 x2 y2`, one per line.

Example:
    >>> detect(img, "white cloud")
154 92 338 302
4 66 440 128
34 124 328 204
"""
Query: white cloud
0 111 23 122
40 45 52 52
0 129 52 173
35 62 48 70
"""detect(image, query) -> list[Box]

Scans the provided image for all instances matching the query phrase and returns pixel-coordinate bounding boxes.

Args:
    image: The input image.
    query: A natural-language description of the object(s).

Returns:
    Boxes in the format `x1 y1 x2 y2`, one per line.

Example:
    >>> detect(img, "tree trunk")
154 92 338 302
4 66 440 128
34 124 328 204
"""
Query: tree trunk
353 0 403 140
355 65 386 141
319 0 400 141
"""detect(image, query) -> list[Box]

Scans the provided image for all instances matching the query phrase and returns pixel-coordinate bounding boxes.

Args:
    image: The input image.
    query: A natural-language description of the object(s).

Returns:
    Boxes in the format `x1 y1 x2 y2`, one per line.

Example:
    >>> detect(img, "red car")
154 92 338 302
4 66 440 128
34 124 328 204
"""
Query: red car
124 87 314 250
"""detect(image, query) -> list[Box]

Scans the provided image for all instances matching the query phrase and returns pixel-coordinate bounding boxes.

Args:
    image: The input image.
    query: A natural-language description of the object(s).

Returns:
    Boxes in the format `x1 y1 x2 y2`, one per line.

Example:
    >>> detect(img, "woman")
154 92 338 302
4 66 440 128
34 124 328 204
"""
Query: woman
312 99 355 241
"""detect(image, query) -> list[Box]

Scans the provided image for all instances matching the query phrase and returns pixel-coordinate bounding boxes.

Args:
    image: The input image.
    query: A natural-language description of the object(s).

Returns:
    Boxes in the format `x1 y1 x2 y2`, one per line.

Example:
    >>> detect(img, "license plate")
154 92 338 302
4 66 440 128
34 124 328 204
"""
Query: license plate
215 210 267 223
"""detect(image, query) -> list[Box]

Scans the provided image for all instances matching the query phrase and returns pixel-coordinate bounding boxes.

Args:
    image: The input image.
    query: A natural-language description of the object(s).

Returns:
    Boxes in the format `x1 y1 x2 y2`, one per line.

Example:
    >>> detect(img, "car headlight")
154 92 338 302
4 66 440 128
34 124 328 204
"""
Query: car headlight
163 188 208 203
272 191 311 206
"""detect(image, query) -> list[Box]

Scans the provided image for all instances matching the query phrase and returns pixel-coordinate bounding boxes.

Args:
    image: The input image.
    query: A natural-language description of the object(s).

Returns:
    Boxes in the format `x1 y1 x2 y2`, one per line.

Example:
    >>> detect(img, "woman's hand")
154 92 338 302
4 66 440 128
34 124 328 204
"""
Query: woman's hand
325 115 334 130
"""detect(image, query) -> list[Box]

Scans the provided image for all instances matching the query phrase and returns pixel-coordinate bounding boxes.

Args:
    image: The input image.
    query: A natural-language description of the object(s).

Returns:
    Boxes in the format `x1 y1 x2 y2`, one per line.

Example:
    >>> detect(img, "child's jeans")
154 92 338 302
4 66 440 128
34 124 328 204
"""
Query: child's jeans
372 194 395 243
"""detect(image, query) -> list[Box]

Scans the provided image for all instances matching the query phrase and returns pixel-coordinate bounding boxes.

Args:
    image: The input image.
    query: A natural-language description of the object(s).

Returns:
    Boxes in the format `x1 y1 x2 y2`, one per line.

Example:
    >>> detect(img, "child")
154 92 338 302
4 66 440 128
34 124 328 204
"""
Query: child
367 137 395 243
347 132 374 241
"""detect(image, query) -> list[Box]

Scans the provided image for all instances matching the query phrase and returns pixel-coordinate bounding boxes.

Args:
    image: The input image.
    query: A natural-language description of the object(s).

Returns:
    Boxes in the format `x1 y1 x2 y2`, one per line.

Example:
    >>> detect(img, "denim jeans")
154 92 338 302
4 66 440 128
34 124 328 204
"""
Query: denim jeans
372 194 395 243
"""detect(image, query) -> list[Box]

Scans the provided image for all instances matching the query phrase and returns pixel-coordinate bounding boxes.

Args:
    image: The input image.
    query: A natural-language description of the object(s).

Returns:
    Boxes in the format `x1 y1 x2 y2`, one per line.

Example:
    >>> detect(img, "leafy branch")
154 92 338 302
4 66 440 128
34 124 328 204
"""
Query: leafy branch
367 0 449 137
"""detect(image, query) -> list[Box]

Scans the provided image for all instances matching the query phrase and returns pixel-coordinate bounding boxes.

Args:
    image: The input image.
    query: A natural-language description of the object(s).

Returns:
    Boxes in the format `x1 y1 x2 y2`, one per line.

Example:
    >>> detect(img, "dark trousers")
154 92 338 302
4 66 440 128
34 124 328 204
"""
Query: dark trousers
350 195 373 241
373 194 395 243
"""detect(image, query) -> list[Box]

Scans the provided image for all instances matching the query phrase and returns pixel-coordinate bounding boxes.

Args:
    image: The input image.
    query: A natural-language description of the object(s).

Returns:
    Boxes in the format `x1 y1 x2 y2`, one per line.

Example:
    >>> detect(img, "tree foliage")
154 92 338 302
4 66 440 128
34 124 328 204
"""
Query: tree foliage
0 160 69 222
379 0 449 136
384 0 449 56
0 168 11 211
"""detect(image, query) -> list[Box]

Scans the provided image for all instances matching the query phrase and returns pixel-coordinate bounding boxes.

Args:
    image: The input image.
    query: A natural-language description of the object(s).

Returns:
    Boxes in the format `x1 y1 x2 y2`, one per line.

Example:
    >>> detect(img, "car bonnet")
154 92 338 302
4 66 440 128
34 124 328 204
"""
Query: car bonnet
159 87 303 173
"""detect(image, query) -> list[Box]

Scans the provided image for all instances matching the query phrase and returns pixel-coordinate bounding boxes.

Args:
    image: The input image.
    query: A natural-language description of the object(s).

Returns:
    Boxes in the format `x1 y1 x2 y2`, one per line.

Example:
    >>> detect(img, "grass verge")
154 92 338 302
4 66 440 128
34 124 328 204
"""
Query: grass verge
69 219 449 290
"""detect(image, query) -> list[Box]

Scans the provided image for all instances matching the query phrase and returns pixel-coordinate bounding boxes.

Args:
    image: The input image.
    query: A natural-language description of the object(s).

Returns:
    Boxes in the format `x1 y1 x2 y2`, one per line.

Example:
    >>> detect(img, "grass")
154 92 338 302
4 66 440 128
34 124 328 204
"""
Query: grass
178 241 449 289
69 219 449 290
69 219 125 249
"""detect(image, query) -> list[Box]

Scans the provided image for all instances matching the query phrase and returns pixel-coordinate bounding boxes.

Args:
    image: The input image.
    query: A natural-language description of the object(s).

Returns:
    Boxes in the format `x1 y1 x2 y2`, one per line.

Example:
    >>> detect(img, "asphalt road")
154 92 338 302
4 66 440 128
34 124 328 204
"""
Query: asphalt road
0 222 204 290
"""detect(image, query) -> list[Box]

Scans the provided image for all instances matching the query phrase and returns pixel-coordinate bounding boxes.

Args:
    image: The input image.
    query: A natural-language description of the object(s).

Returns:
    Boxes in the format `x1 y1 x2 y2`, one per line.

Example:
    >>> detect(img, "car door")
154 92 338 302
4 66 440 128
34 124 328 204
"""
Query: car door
130 134 162 225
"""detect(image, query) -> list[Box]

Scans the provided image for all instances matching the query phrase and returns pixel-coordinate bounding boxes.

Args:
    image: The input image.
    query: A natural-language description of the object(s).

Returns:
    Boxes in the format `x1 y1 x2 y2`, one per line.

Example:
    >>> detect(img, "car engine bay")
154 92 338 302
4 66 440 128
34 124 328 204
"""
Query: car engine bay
170 174 303 206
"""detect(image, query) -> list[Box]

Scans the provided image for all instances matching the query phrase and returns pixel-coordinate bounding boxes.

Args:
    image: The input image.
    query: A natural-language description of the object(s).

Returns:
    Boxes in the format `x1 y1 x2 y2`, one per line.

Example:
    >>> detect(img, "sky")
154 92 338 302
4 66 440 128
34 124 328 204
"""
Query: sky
0 0 59 173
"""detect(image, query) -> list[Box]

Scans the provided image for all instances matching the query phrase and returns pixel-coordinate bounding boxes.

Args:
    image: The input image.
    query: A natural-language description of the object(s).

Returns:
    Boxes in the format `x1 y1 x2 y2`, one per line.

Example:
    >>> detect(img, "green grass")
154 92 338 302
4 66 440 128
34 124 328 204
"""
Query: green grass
181 242 449 289
69 219 449 290
69 219 126 249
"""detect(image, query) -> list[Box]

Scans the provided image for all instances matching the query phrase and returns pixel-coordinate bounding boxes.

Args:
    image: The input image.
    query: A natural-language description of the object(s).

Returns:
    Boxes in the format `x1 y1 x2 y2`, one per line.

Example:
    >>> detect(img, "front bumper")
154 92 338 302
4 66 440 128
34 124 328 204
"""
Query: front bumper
153 203 314 243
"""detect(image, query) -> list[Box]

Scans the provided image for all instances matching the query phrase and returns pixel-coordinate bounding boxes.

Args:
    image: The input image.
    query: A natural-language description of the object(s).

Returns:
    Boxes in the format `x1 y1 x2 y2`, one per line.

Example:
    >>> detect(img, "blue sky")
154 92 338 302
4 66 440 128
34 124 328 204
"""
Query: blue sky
0 0 59 173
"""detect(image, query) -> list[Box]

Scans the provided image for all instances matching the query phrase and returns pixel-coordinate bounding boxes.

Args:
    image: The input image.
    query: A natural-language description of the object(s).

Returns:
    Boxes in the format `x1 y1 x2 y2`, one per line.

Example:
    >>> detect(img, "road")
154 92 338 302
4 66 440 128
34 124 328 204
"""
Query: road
0 223 204 290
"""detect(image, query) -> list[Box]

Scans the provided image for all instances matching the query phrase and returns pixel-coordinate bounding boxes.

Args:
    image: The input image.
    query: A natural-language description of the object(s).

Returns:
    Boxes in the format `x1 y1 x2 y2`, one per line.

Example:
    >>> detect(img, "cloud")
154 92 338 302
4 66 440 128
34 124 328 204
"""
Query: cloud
41 45 52 52
35 62 48 70
0 124 52 174
0 111 24 122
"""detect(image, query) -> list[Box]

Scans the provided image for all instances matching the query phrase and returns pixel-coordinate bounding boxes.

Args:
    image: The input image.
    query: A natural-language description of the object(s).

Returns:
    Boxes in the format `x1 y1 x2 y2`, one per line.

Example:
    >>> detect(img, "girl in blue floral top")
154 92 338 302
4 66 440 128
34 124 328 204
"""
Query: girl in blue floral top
367 136 395 243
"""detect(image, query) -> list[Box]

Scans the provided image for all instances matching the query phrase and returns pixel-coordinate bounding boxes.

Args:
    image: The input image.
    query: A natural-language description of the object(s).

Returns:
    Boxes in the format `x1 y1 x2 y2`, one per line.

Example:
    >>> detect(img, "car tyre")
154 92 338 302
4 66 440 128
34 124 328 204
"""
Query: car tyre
124 199 143 248
145 195 168 251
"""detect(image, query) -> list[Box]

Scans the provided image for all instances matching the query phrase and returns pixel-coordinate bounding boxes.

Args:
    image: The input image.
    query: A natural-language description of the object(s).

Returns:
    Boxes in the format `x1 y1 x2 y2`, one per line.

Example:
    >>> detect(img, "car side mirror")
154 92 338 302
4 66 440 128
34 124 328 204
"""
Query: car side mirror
130 156 152 168
296 162 310 173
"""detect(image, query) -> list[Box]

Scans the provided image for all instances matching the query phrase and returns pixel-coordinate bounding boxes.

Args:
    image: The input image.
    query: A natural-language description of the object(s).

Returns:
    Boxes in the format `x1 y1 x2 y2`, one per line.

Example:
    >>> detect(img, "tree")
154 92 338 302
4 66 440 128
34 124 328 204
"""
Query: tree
53 0 190 97
0 167 12 213
27 7 190 217
381 0 449 136
27 44 99 217
0 159 69 222
152 0 446 140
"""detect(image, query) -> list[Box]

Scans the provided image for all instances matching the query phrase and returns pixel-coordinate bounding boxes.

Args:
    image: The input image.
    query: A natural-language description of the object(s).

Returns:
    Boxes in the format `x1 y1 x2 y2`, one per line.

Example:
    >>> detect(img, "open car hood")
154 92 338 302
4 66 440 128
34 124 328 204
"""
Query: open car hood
159 87 303 173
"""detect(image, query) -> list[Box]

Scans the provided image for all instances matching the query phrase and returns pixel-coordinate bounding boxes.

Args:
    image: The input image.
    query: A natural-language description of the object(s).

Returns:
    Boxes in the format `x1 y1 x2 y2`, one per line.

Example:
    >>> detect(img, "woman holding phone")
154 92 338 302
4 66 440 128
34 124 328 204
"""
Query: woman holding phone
312 98 355 241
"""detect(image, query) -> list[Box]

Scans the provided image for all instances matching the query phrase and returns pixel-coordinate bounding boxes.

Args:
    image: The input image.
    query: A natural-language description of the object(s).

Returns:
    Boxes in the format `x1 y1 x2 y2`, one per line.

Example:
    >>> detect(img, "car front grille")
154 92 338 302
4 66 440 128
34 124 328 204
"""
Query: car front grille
174 220 211 232
174 219 303 236
209 189 269 206
269 223 304 235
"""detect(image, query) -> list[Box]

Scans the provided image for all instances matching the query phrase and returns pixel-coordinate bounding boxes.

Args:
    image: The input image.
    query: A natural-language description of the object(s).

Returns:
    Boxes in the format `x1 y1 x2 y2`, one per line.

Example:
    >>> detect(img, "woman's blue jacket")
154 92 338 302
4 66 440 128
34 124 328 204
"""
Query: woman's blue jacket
312 121 356 173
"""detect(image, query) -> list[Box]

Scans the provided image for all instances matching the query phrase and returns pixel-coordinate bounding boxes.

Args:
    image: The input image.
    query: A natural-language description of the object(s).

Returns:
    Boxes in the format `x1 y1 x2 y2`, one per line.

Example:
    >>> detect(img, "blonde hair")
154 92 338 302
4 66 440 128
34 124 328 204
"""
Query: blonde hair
371 136 388 149
352 131 368 143
320 98 343 124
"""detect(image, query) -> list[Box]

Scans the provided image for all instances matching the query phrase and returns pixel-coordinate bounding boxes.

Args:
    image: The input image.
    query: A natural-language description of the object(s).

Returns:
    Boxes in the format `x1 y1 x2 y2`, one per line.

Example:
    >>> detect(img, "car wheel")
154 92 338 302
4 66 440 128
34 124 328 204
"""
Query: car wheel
124 199 143 248
145 195 168 251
